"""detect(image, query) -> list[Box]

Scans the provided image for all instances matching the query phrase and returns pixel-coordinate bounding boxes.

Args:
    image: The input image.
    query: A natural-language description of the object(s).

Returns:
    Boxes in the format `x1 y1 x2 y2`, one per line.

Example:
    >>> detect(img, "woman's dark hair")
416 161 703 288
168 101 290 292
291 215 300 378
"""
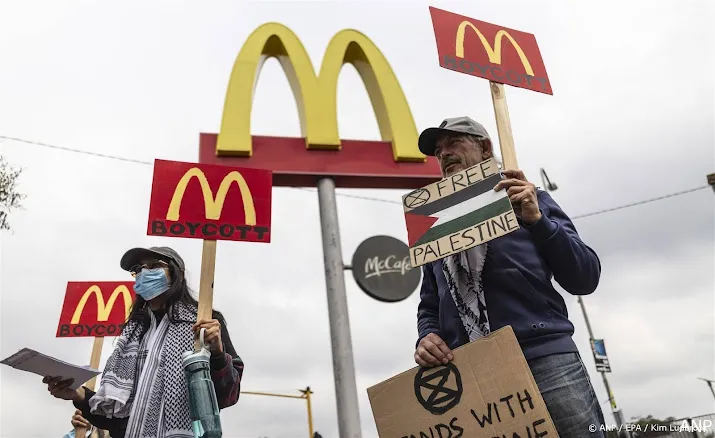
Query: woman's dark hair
124 257 198 337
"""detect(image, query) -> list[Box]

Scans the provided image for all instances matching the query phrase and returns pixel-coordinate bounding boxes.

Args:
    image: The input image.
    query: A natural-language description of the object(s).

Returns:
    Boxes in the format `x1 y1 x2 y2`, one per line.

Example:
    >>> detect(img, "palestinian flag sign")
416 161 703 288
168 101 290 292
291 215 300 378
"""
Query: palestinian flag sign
402 158 520 267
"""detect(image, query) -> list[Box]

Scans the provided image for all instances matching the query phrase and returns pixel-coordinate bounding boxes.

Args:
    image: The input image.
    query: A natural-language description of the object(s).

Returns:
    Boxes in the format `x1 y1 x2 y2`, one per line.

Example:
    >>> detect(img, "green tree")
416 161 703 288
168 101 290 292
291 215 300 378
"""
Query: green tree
0 155 25 230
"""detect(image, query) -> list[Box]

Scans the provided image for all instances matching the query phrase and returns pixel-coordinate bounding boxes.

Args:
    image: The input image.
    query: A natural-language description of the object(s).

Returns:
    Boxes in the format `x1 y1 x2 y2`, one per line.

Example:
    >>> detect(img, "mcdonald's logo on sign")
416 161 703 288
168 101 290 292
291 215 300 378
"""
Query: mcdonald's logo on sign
147 159 272 242
428 7 552 95
197 23 442 190
56 282 136 338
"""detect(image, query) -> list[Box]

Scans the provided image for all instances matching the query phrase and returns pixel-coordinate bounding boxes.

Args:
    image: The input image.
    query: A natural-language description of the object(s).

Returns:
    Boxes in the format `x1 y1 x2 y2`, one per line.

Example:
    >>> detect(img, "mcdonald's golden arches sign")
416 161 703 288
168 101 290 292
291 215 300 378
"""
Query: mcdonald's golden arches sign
56 282 136 338
197 22 442 190
428 7 552 95
147 159 272 242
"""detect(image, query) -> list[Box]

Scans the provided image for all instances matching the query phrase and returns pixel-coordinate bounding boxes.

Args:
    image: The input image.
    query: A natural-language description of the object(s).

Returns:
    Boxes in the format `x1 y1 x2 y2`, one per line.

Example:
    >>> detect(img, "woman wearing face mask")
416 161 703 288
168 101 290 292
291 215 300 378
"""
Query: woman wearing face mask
44 246 244 438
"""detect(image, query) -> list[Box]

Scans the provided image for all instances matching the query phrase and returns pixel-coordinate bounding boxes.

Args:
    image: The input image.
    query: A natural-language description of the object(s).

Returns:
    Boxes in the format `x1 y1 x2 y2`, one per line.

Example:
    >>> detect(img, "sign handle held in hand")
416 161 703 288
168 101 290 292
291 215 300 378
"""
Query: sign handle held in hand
85 337 104 390
195 239 217 351
56 282 135 438
489 81 518 171
75 336 104 437
144 159 272 350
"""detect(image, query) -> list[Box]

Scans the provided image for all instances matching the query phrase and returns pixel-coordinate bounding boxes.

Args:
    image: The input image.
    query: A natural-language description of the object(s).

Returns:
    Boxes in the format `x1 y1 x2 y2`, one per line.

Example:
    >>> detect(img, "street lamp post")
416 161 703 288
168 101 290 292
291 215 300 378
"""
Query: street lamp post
539 168 629 437
242 387 315 438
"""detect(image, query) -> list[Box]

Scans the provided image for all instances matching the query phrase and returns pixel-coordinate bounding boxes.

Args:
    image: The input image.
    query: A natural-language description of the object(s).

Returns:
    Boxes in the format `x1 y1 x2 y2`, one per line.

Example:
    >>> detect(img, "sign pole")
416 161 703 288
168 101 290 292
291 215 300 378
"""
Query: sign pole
302 387 315 438
489 81 519 171
196 239 217 349
85 337 104 390
316 177 362 438
241 388 315 438
75 336 104 437
578 296 629 437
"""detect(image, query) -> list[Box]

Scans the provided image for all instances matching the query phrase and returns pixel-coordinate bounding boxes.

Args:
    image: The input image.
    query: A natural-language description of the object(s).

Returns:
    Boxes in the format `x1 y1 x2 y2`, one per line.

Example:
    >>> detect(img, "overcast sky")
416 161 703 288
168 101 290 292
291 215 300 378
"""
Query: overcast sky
1 0 713 437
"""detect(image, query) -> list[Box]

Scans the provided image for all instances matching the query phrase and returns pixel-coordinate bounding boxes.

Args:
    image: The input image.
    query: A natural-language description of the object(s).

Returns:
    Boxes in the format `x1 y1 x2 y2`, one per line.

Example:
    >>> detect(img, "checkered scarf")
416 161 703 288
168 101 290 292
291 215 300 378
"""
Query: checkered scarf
88 302 196 438
442 244 491 341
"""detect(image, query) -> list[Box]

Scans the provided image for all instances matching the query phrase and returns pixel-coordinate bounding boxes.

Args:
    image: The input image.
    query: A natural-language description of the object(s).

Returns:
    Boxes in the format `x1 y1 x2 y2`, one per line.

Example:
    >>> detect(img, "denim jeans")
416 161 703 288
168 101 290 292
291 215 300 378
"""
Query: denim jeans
528 352 607 438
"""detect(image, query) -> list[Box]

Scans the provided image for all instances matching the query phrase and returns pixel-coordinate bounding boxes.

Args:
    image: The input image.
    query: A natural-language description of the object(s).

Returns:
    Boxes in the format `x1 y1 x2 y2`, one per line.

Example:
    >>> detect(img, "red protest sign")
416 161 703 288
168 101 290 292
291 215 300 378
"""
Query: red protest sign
147 159 272 243
56 282 135 338
428 6 552 95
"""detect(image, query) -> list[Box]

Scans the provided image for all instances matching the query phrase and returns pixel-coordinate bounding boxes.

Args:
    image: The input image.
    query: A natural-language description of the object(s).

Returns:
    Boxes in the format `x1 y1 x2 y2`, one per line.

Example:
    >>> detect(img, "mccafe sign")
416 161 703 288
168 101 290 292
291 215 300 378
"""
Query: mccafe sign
351 236 421 302
364 255 413 278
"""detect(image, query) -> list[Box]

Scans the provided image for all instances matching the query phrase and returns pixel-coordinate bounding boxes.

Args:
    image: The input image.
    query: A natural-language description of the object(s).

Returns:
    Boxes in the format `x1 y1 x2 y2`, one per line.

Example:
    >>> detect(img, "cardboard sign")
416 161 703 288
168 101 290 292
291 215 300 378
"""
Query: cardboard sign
367 326 558 438
428 6 552 95
402 158 519 267
56 282 135 338
147 159 273 243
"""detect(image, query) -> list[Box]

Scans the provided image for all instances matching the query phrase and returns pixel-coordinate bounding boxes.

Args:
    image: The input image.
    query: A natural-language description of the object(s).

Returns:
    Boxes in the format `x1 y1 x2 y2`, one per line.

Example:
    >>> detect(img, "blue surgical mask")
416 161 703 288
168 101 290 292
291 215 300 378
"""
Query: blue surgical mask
134 268 170 300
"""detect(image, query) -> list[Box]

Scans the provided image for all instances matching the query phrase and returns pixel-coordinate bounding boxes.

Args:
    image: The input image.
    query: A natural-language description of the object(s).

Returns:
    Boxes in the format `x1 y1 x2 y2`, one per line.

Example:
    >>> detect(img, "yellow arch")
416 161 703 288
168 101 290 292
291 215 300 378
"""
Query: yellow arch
455 21 535 76
166 168 256 224
70 285 132 324
215 23 424 162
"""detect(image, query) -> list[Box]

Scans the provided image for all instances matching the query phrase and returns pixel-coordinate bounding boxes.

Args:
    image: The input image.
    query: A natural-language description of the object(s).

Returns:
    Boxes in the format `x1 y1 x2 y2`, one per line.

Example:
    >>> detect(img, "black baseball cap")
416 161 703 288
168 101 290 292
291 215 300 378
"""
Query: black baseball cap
418 116 492 156
120 246 185 272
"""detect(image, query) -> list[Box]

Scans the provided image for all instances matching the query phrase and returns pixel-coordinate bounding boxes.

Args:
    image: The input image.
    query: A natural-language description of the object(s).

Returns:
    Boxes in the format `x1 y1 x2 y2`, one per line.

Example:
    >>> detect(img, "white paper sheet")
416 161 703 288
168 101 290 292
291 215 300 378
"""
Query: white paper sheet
1 347 100 390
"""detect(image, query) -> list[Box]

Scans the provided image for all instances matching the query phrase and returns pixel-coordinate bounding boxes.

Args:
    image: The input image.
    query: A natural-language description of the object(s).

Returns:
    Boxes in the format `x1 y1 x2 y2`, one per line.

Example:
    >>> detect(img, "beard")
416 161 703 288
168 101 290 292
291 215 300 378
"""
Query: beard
441 158 464 176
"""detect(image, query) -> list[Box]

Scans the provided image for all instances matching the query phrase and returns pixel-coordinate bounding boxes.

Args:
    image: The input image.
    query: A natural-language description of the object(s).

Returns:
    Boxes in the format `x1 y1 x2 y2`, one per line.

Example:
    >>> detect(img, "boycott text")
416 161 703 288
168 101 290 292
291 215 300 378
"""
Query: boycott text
151 220 270 241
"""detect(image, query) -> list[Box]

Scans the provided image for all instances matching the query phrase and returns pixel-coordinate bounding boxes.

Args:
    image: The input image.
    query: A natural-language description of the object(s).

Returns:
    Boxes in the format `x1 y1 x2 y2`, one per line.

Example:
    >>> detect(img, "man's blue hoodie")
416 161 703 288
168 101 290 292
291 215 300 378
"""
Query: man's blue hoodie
416 189 601 360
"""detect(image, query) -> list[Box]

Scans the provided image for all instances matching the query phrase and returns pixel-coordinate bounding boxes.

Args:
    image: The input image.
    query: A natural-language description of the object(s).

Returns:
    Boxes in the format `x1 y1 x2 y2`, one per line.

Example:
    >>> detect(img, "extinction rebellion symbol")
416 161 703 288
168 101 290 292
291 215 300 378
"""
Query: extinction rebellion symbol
414 362 463 415
404 188 430 209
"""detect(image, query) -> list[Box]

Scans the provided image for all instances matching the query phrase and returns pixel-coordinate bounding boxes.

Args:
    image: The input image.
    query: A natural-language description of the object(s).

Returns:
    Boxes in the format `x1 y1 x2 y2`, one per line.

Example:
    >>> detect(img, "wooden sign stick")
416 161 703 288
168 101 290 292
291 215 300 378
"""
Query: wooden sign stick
85 337 104 390
489 81 519 171
195 239 217 350
75 336 104 437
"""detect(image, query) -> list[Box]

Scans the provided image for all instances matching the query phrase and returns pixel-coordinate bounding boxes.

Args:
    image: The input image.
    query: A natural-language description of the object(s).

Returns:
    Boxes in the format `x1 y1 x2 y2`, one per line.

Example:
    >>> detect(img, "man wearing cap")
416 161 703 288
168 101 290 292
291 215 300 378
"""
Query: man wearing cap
414 117 605 437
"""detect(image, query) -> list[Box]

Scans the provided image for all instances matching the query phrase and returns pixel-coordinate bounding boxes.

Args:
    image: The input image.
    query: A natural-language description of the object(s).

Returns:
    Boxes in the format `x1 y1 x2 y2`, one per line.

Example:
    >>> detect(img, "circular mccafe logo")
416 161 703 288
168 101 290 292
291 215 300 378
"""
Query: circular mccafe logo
351 235 421 303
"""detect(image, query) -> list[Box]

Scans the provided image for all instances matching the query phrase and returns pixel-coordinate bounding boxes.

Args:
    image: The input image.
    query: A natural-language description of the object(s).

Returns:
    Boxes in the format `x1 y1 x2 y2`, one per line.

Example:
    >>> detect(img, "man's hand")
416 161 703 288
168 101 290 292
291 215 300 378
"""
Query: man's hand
71 409 90 429
42 376 83 402
494 169 542 225
415 333 453 367
193 318 224 355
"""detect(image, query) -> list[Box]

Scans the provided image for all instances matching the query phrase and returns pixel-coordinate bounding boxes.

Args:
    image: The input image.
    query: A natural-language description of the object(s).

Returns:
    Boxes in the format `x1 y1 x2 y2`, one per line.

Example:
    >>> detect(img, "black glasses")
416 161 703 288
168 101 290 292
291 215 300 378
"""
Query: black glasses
129 260 168 278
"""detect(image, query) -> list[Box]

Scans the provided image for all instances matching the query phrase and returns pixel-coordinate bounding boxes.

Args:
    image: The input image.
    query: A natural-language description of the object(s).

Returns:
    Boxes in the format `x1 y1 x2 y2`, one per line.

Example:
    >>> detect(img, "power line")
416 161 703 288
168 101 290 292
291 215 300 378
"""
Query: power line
0 135 152 165
2 135 710 219
570 185 709 220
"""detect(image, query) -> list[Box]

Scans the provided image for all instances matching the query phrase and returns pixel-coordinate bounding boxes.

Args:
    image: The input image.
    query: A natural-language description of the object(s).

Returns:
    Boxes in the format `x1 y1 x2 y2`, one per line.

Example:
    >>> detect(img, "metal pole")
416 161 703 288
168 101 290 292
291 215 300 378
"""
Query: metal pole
242 391 304 399
242 388 315 437
578 296 628 436
304 387 315 438
317 177 362 438
542 171 628 435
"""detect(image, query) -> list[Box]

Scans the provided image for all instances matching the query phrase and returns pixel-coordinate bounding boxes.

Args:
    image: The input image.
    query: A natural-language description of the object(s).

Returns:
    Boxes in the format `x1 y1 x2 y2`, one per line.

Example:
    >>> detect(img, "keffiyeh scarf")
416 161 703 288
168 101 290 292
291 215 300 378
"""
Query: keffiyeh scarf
89 301 197 438
442 243 491 341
